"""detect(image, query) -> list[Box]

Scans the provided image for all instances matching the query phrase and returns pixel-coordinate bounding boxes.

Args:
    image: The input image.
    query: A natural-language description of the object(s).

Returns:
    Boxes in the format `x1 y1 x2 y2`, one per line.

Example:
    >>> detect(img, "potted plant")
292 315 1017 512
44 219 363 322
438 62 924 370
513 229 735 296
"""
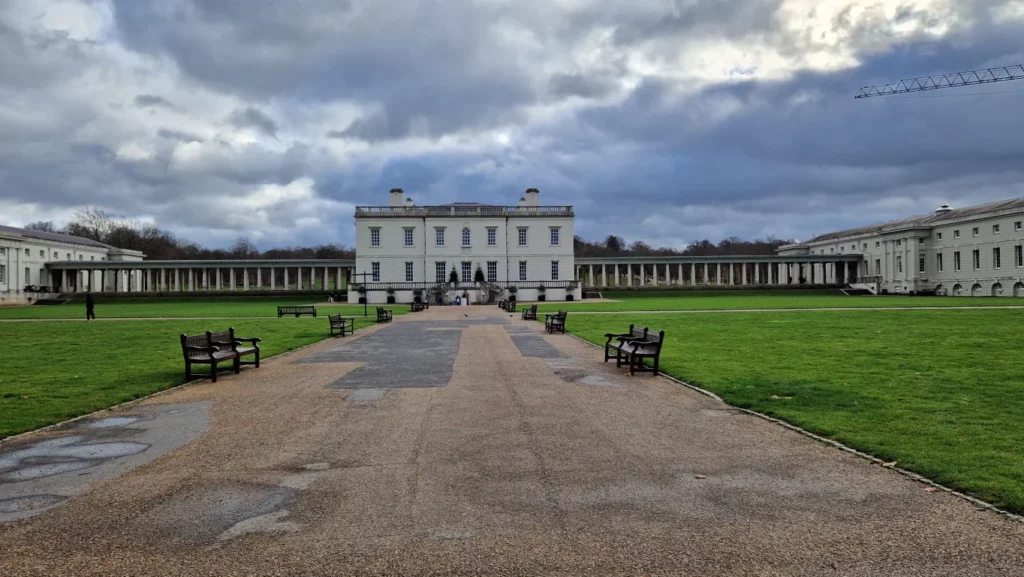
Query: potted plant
566 281 577 301
412 288 423 304
386 287 396 304
537 284 546 302
357 285 367 304
507 286 518 297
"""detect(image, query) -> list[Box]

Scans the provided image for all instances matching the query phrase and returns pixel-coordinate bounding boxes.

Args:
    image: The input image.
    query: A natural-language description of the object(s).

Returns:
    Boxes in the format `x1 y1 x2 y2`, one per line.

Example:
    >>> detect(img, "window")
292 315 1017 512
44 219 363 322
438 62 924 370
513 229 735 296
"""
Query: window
954 251 961 271
875 241 880 248
371 262 380 282
1017 245 1023 267
851 244 856 250
862 243 867 250
918 238 924 244
39 250 44 257
405 262 414 282
936 232 942 240
0 264 4 283
370 227 380 247
840 246 845 254
937 254 943 272
550 261 559 280
972 227 979 237
1016 221 1022 231
519 260 527 281
919 256 925 273
896 255 902 274
993 224 1001 234
404 228 414 247
461 261 472 282
972 249 980 270
993 247 1001 269
895 239 901 247
78 255 83 260
462 227 471 247
0 247 4 255
90 256 95 261
24 248 30 256
954 230 960 239
25 267 30 283
550 227 560 246
435 227 445 246
486 261 497 282
66 253 70 260
53 251 58 258
435 262 447 283
517 227 527 247
830 248 834 254
875 259 881 275
487 227 497 246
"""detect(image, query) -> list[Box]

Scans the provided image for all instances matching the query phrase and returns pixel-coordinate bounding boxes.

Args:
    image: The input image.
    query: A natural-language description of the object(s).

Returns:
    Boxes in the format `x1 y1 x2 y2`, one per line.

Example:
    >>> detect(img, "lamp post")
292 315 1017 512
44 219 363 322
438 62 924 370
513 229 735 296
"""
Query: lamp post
352 271 372 318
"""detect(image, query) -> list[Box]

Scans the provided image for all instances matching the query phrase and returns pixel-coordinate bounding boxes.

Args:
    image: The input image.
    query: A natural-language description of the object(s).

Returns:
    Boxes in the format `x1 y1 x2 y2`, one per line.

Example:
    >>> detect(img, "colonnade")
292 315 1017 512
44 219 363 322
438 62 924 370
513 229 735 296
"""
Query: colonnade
50 265 353 294
576 260 858 289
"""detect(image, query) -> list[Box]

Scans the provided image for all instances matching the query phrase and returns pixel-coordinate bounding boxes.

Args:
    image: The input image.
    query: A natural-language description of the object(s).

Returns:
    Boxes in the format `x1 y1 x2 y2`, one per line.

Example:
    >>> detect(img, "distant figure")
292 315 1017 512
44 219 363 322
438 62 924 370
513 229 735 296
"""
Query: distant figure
85 294 95 321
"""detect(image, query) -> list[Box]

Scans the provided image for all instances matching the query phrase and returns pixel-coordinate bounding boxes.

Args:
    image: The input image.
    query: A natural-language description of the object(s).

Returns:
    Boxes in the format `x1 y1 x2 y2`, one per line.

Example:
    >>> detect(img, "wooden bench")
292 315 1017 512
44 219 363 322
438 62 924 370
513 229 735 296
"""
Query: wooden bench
521 304 538 320
501 299 517 312
544 311 567 334
209 328 261 368
605 325 665 376
411 302 427 312
180 332 239 382
376 307 393 323
278 305 317 318
328 314 355 336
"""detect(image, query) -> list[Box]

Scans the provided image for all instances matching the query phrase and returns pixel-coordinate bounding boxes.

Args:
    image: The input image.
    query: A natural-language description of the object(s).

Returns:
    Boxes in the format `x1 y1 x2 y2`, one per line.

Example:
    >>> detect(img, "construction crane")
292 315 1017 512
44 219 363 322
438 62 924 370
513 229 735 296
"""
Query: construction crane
854 64 1024 98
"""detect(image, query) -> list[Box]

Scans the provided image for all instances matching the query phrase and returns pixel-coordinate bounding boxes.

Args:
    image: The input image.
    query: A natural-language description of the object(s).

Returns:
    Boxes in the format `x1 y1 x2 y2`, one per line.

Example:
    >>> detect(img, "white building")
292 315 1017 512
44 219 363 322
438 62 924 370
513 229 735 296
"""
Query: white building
351 188 580 304
779 198 1024 296
0 225 144 304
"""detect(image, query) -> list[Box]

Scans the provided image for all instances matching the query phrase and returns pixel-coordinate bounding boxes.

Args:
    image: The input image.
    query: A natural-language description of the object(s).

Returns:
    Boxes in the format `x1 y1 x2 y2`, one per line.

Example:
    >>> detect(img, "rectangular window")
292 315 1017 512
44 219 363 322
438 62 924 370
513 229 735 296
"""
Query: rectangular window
993 224 1001 234
519 260 527 281
896 255 902 274
487 227 497 246
972 249 980 270
404 228 414 247
24 248 29 256
66 253 70 260
852 244 856 250
517 227 527 247
25 267 30 283
550 227 560 246
435 227 445 247
53 251 58 258
895 239 901 247
875 241 880 248
371 262 380 282
936 232 942 240
972 227 979 237
405 262 414 282
918 238 924 244
370 228 380 247
954 230 960 239
993 247 1001 269
875 259 881 275
862 243 867 250
550 261 559 280
486 261 497 282
0 247 5 255
0 264 5 283
1016 221 1022 231
954 251 961 271
462 228 471 247
919 256 925 273
937 253 943 272
39 250 44 257
435 262 446 283
90 256 95 261
1017 245 1023 267
461 261 472 282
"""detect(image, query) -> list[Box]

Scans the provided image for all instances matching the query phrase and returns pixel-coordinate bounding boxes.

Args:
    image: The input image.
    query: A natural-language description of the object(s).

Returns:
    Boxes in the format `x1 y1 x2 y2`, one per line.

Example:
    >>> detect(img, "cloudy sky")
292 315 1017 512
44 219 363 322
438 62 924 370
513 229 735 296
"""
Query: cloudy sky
2 0 1023 250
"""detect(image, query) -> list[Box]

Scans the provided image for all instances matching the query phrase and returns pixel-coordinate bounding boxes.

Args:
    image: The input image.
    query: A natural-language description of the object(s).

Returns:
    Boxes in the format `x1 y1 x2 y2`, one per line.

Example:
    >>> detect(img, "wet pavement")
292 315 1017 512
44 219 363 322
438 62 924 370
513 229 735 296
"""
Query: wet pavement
1 306 1023 576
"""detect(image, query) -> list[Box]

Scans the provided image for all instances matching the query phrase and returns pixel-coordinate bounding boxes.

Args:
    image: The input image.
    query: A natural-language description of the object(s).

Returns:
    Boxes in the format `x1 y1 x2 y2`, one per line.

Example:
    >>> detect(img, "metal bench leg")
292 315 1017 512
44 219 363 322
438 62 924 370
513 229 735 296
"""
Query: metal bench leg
185 362 192 382
255 350 260 368
233 357 241 374
211 361 218 383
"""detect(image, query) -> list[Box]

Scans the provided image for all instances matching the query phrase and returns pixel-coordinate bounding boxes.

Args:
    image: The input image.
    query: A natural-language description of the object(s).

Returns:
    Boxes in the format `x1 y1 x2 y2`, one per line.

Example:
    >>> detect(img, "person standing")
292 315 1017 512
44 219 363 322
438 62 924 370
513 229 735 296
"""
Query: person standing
85 293 95 321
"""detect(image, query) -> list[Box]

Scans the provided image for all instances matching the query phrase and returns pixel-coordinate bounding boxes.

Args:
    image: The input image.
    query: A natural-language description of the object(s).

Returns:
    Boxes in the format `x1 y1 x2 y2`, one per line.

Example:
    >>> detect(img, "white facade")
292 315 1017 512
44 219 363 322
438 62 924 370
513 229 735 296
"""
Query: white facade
352 189 579 303
779 198 1024 296
0 225 144 304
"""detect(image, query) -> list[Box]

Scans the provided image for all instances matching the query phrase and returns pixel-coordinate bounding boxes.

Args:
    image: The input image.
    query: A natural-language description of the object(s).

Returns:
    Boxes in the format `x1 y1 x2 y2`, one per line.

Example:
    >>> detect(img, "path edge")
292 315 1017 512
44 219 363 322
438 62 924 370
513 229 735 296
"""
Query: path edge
563 331 1024 525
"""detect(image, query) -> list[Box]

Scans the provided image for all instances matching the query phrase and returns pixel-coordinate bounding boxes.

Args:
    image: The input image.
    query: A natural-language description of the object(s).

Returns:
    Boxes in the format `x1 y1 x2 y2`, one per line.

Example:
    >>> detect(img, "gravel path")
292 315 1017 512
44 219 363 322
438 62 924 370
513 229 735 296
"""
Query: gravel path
2 306 1022 576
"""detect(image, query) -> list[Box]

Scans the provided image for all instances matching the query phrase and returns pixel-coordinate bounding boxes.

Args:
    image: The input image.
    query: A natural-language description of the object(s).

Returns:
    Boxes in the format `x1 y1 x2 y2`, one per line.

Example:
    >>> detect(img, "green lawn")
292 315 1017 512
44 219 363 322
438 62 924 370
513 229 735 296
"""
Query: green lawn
533 290 1022 313
564 309 1024 513
0 308 401 438
0 297 375 319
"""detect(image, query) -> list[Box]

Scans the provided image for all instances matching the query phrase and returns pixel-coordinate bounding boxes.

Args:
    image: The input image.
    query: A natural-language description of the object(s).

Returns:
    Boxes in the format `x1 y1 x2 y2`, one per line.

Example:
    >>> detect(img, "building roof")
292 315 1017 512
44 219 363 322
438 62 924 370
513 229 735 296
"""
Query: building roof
803 197 1024 244
0 224 116 250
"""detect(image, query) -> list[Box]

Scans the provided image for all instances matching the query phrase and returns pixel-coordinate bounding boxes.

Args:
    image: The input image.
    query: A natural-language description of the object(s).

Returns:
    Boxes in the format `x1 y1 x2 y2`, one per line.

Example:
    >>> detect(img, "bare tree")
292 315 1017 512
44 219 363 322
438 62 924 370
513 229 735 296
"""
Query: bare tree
24 221 57 232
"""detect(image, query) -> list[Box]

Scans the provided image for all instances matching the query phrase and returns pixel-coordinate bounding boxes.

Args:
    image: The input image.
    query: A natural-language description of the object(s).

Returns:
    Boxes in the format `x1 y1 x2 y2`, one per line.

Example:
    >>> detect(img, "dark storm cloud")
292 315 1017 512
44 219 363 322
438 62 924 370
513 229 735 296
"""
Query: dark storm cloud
4 0 1024 249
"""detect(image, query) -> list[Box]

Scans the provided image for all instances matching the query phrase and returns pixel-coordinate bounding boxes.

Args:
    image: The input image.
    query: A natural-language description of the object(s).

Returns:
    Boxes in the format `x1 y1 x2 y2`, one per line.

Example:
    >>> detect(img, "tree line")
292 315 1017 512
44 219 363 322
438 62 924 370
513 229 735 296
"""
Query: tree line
23 209 792 260
24 209 354 261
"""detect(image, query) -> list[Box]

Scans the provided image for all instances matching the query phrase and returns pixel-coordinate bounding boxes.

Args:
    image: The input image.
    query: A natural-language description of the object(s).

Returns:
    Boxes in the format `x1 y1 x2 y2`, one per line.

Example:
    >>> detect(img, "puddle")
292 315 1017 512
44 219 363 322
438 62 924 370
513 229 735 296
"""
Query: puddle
81 417 141 429
0 494 66 513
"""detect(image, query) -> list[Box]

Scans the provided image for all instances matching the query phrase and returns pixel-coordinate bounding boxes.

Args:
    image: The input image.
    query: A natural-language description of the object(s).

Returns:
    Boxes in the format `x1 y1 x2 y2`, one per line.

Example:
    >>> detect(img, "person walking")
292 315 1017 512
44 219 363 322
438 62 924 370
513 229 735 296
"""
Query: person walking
85 293 95 321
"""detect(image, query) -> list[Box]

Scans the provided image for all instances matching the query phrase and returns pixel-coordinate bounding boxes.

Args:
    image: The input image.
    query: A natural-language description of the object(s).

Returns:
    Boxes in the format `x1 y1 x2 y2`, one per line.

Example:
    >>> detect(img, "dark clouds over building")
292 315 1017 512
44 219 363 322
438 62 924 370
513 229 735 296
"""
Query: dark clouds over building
1 0 1023 249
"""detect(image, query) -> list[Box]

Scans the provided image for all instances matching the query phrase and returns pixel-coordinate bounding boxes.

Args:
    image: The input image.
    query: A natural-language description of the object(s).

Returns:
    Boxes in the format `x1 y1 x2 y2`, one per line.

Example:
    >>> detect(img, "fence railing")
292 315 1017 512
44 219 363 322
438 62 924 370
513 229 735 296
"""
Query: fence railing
352 280 578 291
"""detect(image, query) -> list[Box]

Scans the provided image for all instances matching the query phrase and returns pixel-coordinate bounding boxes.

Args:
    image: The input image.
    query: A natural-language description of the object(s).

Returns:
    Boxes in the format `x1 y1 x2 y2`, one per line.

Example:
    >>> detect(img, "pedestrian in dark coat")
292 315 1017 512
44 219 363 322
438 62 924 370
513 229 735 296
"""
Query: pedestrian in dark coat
85 293 95 321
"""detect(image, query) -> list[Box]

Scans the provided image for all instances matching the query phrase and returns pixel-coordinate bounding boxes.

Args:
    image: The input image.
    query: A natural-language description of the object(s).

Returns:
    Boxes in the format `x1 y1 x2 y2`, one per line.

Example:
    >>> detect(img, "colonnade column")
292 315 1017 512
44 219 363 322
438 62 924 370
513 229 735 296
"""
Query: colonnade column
626 264 632 287
243 268 249 291
284 267 290 290
272 268 277 291
310 267 315 290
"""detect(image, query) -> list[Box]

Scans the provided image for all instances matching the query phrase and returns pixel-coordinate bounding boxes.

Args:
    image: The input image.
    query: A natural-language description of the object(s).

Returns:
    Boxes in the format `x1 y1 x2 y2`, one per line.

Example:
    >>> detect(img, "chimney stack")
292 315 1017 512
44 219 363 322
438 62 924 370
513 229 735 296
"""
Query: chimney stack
524 188 540 207
389 188 404 207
